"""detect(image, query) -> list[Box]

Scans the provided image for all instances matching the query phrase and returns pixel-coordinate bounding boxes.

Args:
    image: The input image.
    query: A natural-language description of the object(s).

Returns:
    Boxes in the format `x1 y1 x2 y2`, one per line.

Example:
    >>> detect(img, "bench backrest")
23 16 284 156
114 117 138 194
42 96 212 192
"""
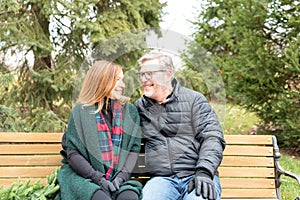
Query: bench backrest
0 133 278 199
221 135 277 199
0 132 63 187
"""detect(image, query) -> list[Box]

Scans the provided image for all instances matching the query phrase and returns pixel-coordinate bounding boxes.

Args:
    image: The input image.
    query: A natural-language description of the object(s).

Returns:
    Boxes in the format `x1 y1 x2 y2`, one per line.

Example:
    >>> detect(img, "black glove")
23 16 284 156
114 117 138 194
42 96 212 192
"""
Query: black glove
188 170 217 200
112 171 129 190
112 176 124 190
99 177 117 194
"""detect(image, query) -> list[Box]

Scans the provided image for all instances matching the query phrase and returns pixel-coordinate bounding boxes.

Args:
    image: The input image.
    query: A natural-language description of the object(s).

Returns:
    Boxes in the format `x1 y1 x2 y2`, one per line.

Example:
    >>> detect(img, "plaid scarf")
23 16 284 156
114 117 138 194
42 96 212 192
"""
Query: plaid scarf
96 101 123 180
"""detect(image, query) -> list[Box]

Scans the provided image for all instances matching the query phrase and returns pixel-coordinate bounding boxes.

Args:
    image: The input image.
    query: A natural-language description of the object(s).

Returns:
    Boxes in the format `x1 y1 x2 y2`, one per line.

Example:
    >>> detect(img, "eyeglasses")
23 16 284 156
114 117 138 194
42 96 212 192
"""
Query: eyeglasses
137 70 166 80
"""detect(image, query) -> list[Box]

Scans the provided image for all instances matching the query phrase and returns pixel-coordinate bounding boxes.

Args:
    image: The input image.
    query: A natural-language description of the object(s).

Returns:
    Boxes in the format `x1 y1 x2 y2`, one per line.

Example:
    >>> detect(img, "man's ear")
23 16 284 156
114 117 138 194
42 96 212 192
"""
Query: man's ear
166 70 173 78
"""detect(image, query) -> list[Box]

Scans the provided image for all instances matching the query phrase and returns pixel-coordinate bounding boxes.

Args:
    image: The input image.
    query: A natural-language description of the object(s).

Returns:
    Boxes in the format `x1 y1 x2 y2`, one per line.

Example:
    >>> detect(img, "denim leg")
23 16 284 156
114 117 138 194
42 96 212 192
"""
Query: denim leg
184 176 222 200
142 177 181 200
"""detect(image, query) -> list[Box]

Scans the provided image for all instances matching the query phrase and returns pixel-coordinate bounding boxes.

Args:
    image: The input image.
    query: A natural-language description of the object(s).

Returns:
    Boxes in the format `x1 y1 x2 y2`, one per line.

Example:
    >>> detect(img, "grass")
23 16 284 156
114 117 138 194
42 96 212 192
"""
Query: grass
222 103 300 200
280 156 300 200
222 103 260 135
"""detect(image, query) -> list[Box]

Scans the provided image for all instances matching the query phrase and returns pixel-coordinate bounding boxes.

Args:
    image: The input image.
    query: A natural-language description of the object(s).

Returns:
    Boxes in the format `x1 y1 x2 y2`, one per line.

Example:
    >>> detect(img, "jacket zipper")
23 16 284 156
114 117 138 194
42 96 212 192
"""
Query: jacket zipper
166 137 174 174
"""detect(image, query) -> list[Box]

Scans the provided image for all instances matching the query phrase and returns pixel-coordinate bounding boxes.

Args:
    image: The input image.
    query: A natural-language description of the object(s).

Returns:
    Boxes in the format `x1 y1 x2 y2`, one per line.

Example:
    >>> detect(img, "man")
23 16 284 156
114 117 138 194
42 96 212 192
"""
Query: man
134 51 226 200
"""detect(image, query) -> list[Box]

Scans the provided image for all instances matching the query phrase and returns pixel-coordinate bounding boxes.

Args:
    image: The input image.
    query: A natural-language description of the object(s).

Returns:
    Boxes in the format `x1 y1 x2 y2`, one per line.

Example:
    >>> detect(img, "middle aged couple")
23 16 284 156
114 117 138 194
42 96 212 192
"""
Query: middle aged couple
57 51 226 200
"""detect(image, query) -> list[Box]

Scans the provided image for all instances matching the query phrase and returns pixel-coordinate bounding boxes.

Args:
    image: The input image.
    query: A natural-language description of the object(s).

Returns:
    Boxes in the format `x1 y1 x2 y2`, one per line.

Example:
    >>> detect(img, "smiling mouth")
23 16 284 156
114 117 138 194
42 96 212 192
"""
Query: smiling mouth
143 84 154 88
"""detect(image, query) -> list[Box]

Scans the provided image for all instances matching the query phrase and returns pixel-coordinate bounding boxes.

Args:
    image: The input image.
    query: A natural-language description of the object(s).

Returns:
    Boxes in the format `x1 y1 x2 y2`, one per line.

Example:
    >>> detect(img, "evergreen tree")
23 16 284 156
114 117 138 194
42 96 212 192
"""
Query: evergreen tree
191 0 300 146
0 0 164 132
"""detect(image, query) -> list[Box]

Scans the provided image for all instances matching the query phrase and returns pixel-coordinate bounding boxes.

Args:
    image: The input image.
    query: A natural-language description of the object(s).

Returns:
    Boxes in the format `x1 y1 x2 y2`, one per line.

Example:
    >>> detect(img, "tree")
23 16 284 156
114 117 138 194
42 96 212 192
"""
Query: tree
0 0 164 132
191 0 300 146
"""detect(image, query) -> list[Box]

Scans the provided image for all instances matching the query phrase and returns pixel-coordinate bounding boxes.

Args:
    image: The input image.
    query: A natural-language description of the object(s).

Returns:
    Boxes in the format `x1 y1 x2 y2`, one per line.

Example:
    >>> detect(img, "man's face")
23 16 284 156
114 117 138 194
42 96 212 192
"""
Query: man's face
139 59 170 101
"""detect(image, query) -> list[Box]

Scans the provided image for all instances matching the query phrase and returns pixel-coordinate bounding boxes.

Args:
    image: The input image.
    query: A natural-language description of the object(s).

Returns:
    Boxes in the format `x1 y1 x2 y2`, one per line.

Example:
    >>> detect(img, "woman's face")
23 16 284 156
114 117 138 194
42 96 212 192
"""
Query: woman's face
112 70 125 99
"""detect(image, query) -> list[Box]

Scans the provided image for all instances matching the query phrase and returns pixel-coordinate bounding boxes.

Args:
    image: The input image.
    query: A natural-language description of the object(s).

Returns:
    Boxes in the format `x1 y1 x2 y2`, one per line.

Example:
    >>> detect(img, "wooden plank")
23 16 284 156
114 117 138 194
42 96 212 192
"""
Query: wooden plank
219 167 275 178
0 178 47 189
224 135 273 145
0 144 62 155
0 132 63 143
221 178 275 189
222 199 277 200
0 167 58 178
224 146 273 156
0 155 62 166
222 199 278 200
222 188 277 198
221 156 274 167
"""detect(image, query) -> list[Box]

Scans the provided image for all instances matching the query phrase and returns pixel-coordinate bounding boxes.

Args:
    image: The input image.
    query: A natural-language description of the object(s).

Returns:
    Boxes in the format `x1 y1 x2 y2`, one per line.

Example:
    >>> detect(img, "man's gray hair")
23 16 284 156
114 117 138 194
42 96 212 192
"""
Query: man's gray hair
138 51 175 73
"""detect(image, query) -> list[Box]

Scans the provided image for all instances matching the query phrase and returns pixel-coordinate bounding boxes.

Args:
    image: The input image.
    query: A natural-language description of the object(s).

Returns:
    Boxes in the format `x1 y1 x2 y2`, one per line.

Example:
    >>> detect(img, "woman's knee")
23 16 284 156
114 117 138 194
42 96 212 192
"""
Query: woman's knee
116 190 138 200
91 189 111 200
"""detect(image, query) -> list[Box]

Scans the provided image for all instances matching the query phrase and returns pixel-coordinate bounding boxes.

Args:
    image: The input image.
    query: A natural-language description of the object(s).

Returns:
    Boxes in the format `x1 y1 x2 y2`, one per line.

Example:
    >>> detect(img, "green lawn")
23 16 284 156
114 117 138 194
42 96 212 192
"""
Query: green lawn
222 103 300 200
280 155 300 200
222 103 260 135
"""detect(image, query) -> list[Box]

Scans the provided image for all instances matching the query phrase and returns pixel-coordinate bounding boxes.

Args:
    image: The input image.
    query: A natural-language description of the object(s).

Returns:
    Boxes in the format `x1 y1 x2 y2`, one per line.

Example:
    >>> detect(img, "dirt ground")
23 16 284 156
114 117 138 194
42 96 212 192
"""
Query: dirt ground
280 147 300 159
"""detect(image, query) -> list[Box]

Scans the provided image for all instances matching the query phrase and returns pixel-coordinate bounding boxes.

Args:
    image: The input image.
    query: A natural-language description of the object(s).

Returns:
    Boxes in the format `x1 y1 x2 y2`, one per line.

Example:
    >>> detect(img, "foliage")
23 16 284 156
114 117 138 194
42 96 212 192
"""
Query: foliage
181 41 226 103
191 0 300 147
0 105 27 131
0 0 164 132
0 169 59 200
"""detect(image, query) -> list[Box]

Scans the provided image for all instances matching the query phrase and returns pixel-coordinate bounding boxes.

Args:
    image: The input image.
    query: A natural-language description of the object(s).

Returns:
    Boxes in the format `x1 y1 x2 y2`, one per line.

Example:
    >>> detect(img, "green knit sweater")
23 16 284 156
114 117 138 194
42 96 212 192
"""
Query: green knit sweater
56 102 142 200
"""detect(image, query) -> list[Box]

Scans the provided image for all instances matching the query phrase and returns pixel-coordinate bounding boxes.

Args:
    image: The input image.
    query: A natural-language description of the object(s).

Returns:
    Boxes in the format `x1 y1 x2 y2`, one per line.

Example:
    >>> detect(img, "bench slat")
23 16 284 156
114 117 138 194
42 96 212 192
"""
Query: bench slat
0 132 63 142
224 135 273 145
222 188 277 198
0 178 48 187
0 167 59 178
135 167 276 178
0 155 62 166
0 144 62 155
221 156 274 167
224 146 273 156
221 178 275 188
219 167 275 178
137 154 274 166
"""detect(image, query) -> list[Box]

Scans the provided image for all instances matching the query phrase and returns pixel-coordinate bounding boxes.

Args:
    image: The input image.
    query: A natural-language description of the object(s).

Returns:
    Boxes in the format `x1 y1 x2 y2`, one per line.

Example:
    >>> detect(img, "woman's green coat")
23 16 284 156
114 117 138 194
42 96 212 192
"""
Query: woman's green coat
57 102 142 200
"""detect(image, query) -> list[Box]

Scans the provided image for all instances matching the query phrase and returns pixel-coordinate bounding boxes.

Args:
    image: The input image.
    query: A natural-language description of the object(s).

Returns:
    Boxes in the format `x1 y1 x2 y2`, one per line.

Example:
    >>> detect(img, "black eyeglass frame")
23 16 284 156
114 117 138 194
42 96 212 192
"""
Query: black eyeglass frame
137 70 167 80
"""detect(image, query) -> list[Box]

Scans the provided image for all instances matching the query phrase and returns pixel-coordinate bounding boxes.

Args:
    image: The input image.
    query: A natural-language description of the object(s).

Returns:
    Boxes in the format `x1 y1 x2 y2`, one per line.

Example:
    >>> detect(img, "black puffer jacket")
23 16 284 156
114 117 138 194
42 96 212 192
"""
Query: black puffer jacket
134 80 226 178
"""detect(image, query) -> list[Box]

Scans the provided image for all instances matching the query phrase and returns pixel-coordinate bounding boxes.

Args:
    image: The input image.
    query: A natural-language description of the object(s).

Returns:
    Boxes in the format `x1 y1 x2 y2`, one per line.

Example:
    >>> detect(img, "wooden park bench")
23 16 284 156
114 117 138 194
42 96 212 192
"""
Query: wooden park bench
0 132 299 200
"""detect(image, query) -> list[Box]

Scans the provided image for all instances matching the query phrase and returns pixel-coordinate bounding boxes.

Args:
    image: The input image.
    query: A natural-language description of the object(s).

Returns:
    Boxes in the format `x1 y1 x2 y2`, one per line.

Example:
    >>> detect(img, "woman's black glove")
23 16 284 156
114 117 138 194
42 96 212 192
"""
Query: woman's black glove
112 171 130 190
99 177 117 193
188 170 216 200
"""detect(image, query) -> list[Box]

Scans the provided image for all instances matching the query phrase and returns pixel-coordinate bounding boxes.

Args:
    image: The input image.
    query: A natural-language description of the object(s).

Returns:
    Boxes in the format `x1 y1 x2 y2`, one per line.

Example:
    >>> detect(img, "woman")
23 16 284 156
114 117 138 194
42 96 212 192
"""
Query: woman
57 60 142 200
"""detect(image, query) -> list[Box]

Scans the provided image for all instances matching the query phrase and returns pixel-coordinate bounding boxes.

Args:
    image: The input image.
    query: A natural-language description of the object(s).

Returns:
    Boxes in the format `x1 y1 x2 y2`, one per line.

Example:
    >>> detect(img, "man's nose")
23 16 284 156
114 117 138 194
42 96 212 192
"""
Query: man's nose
140 74 148 82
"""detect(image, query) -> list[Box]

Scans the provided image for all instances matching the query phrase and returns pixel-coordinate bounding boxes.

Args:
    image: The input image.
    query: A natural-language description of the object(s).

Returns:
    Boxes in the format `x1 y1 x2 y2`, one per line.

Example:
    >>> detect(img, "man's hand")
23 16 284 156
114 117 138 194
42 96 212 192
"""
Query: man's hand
188 171 217 200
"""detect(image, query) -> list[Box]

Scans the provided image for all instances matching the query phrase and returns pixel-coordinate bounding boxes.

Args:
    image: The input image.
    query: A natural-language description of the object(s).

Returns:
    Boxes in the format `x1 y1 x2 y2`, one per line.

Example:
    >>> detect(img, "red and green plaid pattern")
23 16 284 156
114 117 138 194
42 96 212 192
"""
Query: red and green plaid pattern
96 101 123 180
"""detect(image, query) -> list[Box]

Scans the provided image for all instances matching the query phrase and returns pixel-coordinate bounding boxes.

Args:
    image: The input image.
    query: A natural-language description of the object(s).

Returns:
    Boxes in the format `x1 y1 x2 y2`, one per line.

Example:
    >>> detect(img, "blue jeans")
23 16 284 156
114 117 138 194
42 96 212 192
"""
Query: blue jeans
142 175 222 200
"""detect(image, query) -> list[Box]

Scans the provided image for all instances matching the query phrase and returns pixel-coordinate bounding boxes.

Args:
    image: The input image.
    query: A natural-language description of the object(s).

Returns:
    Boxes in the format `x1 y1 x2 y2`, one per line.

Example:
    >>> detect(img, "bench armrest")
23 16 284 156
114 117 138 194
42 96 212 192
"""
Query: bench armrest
272 136 300 200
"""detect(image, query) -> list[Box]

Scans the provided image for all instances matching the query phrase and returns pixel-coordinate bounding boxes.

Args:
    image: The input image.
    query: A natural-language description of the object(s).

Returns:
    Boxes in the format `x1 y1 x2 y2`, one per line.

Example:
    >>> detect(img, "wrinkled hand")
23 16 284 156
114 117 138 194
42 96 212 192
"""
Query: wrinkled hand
188 173 216 200
112 176 125 190
99 177 116 193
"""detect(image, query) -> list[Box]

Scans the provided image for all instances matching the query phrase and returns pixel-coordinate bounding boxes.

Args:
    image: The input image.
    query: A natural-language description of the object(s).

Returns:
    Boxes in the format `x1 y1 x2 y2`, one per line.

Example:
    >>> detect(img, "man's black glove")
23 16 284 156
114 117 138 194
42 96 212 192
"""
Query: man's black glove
98 177 117 194
188 170 217 200
112 171 129 190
